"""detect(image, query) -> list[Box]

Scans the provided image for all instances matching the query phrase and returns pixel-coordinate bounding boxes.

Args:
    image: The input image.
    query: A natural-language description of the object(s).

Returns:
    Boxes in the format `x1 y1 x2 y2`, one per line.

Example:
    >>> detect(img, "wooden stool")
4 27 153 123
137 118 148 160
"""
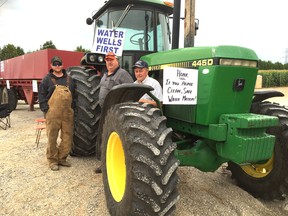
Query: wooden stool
35 118 46 124
35 125 46 147
35 118 46 147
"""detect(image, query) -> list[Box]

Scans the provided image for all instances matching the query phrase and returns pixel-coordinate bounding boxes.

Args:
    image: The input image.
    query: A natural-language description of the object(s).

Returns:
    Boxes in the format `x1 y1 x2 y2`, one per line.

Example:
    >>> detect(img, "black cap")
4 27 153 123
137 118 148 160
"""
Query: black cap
51 56 62 64
132 60 148 69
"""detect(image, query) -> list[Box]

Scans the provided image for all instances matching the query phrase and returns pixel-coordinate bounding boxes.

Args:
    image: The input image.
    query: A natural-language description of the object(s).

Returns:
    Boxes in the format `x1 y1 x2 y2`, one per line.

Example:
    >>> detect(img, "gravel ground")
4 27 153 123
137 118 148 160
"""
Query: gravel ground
1 87 288 216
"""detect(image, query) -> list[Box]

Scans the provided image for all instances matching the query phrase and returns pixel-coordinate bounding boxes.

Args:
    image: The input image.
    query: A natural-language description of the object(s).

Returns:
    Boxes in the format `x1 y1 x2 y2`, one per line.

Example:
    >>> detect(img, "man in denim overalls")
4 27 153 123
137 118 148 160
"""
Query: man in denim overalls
39 56 75 171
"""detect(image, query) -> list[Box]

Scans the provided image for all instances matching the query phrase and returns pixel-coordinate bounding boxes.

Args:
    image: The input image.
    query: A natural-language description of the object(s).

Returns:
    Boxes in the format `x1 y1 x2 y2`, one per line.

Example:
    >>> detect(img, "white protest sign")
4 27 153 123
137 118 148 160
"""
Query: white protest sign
92 28 126 56
163 67 198 104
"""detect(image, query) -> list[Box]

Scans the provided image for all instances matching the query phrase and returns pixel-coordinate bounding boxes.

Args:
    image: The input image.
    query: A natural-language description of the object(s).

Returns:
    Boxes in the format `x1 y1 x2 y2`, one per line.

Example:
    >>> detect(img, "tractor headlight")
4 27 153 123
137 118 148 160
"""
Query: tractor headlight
88 54 96 63
219 59 258 68
86 53 105 64
98 56 104 63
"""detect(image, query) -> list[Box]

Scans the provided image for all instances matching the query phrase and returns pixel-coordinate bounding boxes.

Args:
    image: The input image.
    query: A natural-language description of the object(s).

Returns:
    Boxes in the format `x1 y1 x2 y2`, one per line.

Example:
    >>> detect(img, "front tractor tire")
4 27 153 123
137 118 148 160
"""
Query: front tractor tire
101 102 180 216
228 102 288 200
67 66 101 156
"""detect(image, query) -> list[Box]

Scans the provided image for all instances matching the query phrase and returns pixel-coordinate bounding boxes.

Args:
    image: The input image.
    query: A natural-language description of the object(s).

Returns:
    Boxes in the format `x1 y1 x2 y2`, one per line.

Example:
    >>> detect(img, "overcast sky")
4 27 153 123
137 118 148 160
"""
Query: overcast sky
0 0 287 63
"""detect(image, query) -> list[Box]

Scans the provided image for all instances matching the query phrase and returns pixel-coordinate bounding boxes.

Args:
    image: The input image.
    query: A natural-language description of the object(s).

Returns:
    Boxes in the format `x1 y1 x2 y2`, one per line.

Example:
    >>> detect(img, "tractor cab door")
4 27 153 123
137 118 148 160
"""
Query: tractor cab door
92 2 173 75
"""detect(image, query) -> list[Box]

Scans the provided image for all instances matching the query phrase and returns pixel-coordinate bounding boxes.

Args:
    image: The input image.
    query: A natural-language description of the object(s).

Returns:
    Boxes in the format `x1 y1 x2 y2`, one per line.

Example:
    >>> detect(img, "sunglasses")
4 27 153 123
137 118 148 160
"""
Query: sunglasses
52 61 62 66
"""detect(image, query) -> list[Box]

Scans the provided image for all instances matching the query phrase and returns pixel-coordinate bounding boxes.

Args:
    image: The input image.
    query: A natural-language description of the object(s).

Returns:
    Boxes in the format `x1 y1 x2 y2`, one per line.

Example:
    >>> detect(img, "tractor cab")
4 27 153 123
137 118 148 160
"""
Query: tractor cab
84 0 173 74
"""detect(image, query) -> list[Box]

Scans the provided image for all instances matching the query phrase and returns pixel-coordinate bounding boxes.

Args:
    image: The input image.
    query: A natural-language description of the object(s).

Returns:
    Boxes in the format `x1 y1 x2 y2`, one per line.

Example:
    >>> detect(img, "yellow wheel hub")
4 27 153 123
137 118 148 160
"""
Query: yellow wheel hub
241 155 274 178
106 132 126 202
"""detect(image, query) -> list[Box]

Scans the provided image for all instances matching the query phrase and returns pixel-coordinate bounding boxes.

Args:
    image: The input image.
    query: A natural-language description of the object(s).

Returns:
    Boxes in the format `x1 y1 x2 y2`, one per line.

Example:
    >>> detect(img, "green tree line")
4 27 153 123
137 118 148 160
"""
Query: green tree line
1 42 288 70
258 60 288 70
0 41 90 61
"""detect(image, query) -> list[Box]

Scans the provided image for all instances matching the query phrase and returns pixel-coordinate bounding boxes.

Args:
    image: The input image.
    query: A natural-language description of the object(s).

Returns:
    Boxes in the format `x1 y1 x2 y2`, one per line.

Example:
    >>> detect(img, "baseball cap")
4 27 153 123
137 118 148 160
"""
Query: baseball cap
105 52 118 61
132 60 148 69
51 56 62 64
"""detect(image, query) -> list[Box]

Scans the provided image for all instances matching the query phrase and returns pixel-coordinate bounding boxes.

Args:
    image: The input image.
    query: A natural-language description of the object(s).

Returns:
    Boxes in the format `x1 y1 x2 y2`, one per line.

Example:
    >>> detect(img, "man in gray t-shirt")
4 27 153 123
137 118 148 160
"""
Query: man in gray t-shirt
99 52 134 108
95 52 133 174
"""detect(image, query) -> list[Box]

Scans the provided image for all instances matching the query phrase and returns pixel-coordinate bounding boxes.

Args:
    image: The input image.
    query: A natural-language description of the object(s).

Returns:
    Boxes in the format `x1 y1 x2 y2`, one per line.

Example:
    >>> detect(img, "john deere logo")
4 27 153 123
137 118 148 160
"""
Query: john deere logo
233 78 245 91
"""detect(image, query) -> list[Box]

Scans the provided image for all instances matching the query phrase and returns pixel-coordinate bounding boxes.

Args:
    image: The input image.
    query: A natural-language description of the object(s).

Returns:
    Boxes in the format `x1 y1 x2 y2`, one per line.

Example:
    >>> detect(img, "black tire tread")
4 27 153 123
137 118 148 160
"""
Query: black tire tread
102 102 180 215
8 88 17 111
67 66 101 156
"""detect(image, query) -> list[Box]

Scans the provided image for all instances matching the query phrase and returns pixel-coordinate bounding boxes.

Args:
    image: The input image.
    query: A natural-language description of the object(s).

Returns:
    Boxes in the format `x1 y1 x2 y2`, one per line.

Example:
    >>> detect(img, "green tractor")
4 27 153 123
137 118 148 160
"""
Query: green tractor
68 0 288 215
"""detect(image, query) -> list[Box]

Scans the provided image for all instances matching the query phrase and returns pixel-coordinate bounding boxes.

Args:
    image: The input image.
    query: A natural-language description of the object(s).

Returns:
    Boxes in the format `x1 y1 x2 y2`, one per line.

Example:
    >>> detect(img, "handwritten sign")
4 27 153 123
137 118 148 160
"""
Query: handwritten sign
92 28 126 56
163 67 198 104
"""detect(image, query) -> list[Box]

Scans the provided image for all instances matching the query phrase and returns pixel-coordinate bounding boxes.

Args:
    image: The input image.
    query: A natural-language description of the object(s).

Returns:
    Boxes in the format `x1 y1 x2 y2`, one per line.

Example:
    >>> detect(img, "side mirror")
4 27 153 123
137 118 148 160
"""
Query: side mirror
195 19 199 35
86 17 94 25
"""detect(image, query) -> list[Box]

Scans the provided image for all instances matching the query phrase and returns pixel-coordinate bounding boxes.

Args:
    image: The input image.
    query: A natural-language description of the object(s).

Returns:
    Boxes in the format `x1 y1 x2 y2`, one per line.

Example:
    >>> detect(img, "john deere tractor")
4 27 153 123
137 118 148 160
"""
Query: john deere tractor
68 0 288 215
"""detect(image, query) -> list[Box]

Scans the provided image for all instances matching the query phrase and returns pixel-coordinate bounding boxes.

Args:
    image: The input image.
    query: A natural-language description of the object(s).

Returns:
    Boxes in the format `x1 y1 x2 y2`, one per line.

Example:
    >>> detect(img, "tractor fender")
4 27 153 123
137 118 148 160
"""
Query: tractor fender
96 83 153 159
252 90 284 103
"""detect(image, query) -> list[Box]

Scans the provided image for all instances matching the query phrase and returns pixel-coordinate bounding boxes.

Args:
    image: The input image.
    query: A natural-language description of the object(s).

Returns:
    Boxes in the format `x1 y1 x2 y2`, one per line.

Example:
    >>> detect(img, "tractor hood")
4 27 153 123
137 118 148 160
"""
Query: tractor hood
141 45 259 68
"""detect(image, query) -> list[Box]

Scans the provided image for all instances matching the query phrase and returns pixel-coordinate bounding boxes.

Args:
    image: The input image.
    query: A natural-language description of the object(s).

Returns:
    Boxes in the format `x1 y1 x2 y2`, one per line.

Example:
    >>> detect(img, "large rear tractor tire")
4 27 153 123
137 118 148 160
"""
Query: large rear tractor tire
101 102 180 216
228 102 288 200
67 66 101 156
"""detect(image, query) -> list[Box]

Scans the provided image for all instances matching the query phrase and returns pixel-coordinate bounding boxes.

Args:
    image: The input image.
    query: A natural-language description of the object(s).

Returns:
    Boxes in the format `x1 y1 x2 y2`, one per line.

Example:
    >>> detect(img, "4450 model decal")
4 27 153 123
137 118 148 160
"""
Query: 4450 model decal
149 58 214 71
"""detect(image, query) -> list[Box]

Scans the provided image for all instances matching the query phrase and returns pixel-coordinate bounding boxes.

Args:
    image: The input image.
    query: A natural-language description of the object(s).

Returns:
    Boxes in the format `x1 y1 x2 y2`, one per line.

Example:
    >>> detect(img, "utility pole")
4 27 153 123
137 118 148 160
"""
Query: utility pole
184 0 196 47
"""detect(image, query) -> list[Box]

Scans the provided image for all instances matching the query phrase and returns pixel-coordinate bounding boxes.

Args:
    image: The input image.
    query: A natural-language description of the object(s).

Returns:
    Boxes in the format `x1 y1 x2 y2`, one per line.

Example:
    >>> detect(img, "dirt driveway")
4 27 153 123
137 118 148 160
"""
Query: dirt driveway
1 87 288 216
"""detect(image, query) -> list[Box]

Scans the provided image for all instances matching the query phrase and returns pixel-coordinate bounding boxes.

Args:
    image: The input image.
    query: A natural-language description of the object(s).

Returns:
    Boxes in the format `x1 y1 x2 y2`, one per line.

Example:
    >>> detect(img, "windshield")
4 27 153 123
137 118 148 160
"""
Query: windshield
95 8 171 52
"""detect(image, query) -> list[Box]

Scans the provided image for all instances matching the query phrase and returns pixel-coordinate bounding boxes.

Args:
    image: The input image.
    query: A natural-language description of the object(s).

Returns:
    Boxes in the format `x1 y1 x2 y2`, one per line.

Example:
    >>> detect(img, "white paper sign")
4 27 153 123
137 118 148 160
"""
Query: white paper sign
92 28 126 56
32 80 38 92
6 80 10 89
163 67 198 104
0 61 4 72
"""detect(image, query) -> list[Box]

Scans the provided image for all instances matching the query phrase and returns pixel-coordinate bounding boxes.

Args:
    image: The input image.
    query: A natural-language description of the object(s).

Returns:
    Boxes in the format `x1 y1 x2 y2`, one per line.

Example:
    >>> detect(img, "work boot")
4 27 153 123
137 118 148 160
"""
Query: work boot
59 161 71 167
95 166 102 174
50 164 59 171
